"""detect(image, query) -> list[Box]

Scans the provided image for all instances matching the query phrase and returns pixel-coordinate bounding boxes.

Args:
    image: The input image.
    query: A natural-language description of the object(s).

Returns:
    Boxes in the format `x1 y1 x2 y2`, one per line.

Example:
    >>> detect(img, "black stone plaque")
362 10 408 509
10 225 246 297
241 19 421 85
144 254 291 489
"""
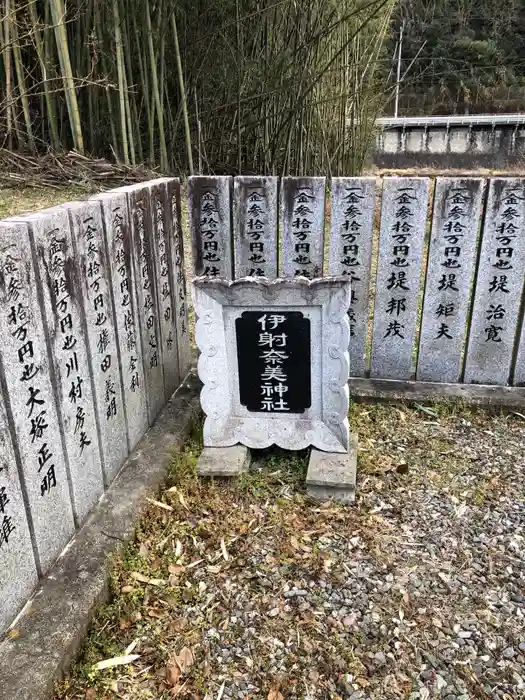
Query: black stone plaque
235 310 311 413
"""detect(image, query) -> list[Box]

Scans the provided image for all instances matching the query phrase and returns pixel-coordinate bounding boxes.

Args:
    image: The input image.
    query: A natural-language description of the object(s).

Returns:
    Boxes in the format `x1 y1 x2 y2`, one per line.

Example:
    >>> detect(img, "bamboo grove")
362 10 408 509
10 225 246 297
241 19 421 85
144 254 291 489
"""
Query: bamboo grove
0 0 396 176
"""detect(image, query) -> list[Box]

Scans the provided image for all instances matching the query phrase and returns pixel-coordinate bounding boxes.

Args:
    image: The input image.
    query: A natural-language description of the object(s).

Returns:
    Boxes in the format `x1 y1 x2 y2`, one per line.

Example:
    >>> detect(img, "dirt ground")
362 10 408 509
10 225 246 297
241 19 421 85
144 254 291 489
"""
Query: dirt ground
51 401 525 700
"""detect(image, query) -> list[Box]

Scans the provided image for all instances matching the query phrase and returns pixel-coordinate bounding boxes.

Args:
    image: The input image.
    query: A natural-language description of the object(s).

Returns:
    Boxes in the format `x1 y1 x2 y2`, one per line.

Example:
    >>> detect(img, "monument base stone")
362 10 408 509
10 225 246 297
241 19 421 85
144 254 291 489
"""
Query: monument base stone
196 445 251 477
306 436 358 504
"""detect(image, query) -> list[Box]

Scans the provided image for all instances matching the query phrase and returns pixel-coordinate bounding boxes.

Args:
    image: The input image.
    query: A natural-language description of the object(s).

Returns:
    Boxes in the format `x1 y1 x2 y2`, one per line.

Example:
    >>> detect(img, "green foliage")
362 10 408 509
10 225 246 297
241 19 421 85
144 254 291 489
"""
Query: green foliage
0 0 395 175
389 0 525 114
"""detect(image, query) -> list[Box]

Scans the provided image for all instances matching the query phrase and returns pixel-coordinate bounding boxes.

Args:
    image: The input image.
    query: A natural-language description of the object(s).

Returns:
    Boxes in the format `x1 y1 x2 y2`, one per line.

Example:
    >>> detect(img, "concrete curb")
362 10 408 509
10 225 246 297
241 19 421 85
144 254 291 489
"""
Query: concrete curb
0 373 201 700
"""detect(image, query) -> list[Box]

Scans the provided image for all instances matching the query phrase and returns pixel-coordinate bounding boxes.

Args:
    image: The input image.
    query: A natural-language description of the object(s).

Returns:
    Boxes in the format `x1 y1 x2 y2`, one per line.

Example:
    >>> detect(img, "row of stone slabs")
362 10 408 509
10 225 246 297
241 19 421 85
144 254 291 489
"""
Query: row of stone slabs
0 178 191 635
190 175 525 386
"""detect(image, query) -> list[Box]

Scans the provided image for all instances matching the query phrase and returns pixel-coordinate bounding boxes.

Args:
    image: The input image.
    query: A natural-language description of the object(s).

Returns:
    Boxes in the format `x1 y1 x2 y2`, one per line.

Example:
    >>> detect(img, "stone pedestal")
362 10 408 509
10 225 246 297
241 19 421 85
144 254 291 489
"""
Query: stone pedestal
196 445 251 477
306 436 358 504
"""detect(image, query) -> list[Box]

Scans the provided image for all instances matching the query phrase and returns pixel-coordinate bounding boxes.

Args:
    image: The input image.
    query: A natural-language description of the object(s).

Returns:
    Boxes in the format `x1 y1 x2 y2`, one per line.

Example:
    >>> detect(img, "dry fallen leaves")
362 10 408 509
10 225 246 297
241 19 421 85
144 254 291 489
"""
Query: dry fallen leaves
92 654 140 671
174 646 194 674
130 571 150 584
168 564 185 575
267 688 284 700
130 571 165 586
146 497 174 512
166 659 181 687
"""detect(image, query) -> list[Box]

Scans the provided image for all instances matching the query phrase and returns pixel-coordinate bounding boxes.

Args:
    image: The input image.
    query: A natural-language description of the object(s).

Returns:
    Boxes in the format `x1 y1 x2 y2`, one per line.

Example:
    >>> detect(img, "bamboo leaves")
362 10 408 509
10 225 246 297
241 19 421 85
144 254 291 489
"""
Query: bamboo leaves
0 0 394 175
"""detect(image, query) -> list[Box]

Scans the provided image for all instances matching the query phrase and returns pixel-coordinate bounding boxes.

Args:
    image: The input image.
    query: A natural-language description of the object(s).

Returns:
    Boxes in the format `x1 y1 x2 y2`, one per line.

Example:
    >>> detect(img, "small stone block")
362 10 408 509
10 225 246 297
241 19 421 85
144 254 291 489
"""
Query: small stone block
306 438 357 503
196 445 251 477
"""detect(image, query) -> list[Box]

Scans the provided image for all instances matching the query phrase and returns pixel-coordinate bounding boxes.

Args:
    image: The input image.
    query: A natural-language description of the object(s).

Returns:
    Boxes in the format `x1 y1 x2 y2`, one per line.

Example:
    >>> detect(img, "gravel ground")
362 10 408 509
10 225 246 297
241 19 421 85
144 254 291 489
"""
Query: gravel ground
55 402 525 700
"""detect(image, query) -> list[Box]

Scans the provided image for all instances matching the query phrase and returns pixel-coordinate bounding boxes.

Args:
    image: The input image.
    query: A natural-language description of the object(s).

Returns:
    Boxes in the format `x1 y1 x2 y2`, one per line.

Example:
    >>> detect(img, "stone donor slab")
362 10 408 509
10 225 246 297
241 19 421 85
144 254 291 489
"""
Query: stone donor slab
196 445 251 477
191 277 351 453
306 436 358 504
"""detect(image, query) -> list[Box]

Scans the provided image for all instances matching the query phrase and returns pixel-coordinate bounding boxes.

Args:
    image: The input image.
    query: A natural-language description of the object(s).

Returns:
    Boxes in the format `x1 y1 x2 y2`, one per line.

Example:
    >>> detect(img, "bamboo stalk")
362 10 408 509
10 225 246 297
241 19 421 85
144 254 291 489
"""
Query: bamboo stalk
171 9 193 175
48 0 85 153
112 0 129 164
11 9 36 152
3 0 14 150
27 0 60 151
144 0 168 171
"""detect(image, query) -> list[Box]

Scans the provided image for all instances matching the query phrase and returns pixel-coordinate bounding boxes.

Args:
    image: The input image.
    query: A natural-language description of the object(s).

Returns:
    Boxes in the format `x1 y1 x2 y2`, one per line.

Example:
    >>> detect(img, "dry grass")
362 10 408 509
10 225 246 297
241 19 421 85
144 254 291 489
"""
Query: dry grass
0 185 97 219
52 402 525 700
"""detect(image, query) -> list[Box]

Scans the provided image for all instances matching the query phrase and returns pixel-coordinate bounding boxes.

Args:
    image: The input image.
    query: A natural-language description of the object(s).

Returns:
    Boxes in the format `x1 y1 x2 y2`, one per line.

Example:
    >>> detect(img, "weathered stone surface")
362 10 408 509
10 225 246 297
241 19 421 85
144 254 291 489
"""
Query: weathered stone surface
0 373 200 700
96 192 149 451
67 201 128 483
196 445 251 477
306 483 356 505
189 176 233 279
192 277 351 453
0 220 75 573
149 180 180 398
126 185 166 424
0 389 38 636
27 208 104 523
465 178 525 385
328 177 376 376
514 307 525 385
165 178 192 380
306 437 357 504
306 436 357 488
233 176 278 278
281 177 326 278
371 177 430 379
418 178 485 382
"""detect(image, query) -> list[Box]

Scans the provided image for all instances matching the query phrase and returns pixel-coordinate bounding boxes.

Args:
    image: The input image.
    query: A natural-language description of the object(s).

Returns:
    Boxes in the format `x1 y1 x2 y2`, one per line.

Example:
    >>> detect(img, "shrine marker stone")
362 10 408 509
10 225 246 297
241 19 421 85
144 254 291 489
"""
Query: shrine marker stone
67 201 128 484
192 277 351 453
371 177 430 379
417 178 484 382
189 176 233 279
27 208 104 524
465 178 525 385
281 177 326 278
0 220 75 573
0 391 38 633
150 181 180 397
97 192 149 451
329 177 376 377
233 176 278 278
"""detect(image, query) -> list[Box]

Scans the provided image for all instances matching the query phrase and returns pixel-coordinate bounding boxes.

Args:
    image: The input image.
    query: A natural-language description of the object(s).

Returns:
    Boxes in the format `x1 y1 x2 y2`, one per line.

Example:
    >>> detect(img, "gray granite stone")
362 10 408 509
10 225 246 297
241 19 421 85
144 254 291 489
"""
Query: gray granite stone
328 177 376 377
371 177 430 379
514 305 525 385
306 483 356 505
191 277 351 453
281 177 326 278
417 179 485 382
96 192 149 451
26 207 104 524
0 390 38 635
165 178 192 380
189 176 233 279
0 220 75 573
126 185 166 424
66 201 128 483
196 445 251 477
149 180 180 398
465 178 525 385
306 436 357 489
233 176 278 278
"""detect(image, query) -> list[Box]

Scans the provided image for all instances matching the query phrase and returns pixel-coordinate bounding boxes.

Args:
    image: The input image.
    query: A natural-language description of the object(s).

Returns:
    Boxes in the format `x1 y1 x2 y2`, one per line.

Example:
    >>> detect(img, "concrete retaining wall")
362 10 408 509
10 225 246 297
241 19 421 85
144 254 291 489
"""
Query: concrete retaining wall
375 124 525 169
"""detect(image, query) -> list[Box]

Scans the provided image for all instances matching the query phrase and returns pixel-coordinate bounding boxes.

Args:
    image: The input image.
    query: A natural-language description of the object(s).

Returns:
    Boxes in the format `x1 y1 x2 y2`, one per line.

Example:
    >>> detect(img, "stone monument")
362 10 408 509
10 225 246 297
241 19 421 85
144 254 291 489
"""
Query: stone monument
192 277 356 502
